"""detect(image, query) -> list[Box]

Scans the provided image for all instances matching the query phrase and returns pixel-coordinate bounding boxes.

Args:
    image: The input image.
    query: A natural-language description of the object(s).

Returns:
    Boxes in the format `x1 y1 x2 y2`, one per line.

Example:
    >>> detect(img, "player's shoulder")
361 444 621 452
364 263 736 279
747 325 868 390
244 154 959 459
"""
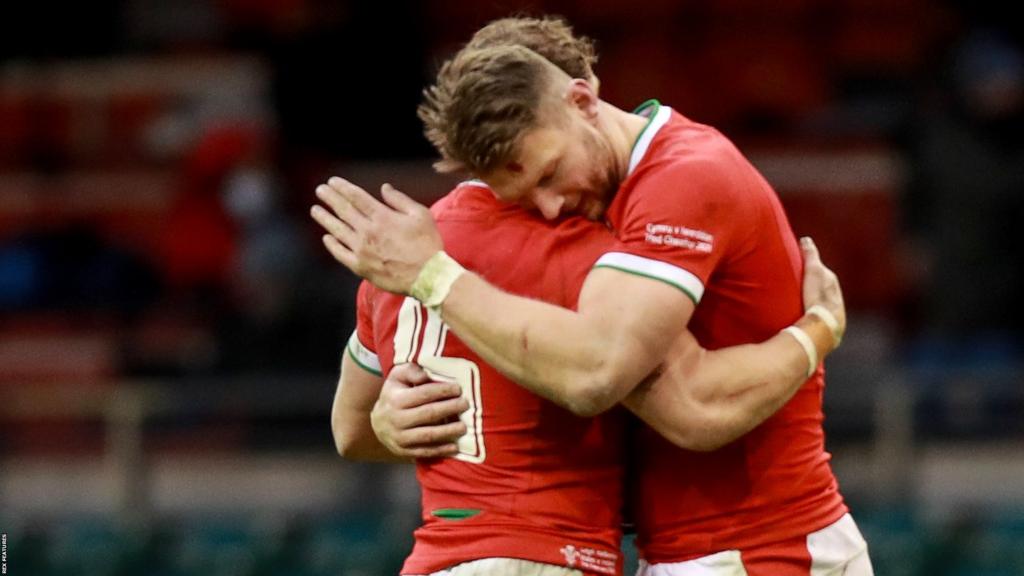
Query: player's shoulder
357 278 383 305
631 154 741 208
431 179 549 243
634 117 752 201
430 180 507 220
659 114 742 171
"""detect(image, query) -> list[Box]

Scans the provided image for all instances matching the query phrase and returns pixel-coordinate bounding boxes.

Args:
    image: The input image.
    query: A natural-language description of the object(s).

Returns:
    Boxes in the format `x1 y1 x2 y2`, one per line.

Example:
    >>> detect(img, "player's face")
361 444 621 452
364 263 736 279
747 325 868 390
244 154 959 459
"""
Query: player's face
482 117 617 221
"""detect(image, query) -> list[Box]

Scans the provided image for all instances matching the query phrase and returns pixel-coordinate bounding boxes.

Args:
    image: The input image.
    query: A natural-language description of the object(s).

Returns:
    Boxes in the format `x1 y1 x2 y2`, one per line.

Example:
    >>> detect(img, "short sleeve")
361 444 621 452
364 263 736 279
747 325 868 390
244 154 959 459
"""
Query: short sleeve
347 280 382 376
597 159 743 305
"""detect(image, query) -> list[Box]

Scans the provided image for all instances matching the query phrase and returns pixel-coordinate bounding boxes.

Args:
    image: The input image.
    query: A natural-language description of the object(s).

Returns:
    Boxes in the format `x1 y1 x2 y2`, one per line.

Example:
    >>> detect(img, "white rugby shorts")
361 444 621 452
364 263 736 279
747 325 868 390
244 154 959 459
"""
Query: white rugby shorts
636 514 873 576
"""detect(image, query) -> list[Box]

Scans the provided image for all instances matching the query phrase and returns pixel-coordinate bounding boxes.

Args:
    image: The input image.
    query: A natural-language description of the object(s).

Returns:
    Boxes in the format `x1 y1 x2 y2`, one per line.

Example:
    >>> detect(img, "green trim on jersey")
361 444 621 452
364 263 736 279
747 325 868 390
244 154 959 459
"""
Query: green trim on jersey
629 99 661 153
347 333 383 376
633 99 661 114
594 251 704 304
593 264 700 306
431 508 482 520
626 101 671 176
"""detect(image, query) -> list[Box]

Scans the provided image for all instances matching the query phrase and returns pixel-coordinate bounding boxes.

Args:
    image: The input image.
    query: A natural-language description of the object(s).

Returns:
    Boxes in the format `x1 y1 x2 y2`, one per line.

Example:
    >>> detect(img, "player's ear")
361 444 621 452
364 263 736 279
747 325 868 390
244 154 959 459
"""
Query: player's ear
566 78 599 120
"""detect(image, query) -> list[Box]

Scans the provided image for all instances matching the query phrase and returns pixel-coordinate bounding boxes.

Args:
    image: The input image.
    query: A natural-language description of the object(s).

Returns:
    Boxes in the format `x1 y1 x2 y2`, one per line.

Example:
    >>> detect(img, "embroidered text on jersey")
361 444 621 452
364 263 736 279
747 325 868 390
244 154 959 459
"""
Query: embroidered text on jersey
644 222 714 253
558 544 617 575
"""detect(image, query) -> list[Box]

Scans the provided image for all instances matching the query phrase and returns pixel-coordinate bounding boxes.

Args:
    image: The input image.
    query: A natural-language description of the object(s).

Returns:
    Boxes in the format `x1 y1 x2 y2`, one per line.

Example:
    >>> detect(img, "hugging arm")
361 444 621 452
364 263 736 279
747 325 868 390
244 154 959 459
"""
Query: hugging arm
624 237 844 450
623 313 832 451
314 178 844 444
331 350 397 461
372 239 844 455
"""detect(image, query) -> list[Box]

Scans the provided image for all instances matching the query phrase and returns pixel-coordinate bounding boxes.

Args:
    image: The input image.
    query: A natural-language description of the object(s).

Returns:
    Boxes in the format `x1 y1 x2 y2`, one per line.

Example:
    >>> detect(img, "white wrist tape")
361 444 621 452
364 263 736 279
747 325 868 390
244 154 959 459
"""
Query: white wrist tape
409 251 466 309
806 304 843 347
783 325 818 379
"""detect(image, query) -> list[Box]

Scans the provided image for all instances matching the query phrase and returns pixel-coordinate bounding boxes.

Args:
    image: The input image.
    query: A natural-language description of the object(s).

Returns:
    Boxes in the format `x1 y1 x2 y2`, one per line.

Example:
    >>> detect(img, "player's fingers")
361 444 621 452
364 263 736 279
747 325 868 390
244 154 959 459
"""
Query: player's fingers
399 443 460 459
388 362 433 386
800 236 821 266
317 183 370 224
316 183 369 229
321 234 359 271
310 204 357 247
381 183 423 215
396 421 467 447
393 381 464 409
397 396 471 428
328 176 384 219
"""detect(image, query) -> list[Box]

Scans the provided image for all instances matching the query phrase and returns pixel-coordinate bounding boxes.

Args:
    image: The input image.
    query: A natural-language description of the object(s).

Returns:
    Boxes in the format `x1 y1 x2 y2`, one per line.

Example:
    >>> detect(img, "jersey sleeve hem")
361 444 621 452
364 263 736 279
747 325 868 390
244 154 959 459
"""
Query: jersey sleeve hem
347 331 382 376
593 252 704 305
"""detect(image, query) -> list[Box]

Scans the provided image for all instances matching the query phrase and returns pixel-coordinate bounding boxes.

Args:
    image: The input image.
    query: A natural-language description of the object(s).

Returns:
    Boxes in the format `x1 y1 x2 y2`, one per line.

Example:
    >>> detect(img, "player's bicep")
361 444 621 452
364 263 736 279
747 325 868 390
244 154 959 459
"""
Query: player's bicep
578 266 695 387
332 336 385 453
337 352 385 413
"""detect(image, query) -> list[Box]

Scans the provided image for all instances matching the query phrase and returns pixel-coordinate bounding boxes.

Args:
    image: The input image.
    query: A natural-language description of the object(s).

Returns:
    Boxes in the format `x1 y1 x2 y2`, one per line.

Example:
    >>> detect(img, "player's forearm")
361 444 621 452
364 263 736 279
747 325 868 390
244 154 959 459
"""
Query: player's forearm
623 315 835 451
695 314 834 406
440 272 647 416
331 411 408 462
623 339 798 451
331 355 408 462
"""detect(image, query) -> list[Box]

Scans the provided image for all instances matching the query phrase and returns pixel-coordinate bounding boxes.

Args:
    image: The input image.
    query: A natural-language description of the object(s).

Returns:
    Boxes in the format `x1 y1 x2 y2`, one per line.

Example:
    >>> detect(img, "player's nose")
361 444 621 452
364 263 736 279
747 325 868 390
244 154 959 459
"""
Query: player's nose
532 191 564 220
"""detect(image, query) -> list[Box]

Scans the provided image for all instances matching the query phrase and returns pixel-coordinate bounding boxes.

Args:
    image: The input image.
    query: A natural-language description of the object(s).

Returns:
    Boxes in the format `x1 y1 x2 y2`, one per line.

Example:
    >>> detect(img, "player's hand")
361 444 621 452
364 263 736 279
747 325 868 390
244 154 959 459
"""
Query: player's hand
311 177 444 294
370 363 469 459
799 237 846 346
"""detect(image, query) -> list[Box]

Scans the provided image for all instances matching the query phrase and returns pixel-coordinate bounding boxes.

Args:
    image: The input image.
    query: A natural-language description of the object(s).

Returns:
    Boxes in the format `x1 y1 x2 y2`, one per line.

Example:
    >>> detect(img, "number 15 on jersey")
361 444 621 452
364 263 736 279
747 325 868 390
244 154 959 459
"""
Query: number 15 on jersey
393 297 485 463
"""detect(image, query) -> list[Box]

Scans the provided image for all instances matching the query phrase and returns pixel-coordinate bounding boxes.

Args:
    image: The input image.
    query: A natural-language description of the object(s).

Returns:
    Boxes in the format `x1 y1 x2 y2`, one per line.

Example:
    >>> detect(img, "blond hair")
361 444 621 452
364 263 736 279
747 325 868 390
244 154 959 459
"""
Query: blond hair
418 16 597 175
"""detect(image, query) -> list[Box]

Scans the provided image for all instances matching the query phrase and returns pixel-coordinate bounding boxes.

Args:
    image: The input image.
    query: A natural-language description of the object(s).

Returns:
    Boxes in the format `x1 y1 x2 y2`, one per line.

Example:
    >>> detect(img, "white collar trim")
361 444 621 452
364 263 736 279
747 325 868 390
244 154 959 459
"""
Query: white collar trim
627 105 672 176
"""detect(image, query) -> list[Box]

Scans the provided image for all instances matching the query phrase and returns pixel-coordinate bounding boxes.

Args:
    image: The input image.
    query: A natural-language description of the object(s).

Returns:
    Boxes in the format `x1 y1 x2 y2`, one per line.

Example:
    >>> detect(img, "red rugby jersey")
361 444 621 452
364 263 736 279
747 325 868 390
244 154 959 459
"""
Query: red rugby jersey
599 102 848 562
351 182 626 575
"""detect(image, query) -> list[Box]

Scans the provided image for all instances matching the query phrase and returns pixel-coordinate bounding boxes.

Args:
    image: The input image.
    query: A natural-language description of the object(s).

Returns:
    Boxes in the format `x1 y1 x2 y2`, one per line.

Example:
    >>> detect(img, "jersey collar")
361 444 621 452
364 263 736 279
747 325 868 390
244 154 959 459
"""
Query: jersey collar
627 100 672 176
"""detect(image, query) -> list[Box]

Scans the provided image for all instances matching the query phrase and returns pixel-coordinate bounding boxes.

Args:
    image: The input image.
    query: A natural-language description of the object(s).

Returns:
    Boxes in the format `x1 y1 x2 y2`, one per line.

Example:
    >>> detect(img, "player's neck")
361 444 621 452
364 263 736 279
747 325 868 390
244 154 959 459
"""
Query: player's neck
600 101 653 184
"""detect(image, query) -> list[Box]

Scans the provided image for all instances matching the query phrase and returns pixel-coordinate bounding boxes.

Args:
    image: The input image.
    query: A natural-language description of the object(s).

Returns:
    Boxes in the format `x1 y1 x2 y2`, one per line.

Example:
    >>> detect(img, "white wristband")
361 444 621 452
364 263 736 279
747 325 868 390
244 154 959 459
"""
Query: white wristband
783 325 818 379
806 304 842 347
409 251 466 309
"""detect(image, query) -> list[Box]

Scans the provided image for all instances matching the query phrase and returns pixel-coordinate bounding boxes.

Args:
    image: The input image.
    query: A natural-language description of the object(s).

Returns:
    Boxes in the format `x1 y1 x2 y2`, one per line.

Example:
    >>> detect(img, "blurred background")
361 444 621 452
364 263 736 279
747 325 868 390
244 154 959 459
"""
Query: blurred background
1 0 1022 575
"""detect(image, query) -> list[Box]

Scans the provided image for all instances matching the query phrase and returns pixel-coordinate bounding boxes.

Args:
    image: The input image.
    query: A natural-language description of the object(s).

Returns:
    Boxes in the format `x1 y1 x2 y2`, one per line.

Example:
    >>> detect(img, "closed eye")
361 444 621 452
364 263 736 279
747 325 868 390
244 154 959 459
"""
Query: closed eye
536 158 559 189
